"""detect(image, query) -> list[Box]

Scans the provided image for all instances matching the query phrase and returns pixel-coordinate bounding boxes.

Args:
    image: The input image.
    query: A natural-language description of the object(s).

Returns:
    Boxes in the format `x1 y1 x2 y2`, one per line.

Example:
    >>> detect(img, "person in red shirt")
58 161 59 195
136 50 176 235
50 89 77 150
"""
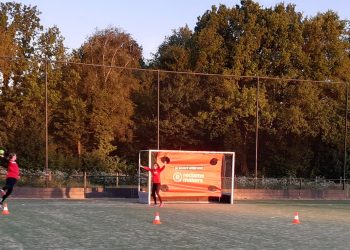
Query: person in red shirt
0 152 20 208
141 161 168 207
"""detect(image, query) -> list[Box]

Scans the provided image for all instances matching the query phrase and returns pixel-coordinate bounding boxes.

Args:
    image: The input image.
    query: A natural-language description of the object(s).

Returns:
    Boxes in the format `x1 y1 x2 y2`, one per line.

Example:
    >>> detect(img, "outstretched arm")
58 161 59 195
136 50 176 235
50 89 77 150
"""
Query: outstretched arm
141 166 151 171
160 164 166 172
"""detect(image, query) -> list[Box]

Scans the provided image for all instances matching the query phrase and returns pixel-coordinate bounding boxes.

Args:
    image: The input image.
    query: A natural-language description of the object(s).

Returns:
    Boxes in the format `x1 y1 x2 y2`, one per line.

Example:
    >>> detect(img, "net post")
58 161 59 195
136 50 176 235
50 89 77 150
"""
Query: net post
230 152 235 205
148 150 152 205
138 151 141 192
83 171 87 199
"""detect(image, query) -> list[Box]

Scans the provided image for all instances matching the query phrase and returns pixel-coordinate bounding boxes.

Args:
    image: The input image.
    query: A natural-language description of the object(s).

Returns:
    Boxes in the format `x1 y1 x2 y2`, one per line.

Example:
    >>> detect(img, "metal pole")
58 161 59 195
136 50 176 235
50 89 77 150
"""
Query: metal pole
157 70 160 150
255 76 259 187
344 82 349 190
138 151 141 192
148 150 152 205
45 59 49 187
83 171 87 198
230 153 235 205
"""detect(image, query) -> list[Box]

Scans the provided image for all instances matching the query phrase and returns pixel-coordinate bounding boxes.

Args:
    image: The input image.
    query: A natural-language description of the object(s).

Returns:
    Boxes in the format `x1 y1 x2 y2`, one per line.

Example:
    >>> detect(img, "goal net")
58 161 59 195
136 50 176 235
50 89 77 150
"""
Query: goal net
138 150 235 204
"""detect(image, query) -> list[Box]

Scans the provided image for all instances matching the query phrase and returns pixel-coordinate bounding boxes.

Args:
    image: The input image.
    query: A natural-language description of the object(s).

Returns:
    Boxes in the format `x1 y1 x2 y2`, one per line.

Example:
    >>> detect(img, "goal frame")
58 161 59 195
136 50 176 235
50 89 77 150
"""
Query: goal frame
138 149 235 205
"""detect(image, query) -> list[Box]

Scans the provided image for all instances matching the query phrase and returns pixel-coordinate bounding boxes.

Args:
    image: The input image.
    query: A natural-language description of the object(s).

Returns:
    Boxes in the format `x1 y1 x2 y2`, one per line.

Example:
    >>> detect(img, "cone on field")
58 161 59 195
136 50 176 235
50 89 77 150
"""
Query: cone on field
292 212 300 224
2 203 10 215
153 212 161 224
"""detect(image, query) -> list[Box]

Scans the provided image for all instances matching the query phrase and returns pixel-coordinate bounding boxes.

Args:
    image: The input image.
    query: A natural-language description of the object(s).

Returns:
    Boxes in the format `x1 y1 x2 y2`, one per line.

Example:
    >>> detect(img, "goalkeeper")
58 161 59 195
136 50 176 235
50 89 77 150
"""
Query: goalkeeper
141 158 169 207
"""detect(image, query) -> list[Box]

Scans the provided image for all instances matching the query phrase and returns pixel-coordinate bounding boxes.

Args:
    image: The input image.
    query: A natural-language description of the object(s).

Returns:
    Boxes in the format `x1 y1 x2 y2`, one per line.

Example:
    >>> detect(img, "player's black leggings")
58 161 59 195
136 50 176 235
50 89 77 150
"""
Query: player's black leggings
1 177 17 203
151 183 162 204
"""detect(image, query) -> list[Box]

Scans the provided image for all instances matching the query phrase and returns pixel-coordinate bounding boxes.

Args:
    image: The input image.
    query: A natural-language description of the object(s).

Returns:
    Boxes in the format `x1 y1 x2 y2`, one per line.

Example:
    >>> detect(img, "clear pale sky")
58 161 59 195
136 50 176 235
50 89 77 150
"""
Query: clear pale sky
16 0 350 60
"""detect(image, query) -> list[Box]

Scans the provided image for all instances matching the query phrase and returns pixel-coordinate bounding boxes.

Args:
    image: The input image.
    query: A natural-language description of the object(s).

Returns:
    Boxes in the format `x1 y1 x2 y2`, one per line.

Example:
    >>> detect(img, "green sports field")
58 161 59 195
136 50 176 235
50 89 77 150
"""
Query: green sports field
0 199 350 249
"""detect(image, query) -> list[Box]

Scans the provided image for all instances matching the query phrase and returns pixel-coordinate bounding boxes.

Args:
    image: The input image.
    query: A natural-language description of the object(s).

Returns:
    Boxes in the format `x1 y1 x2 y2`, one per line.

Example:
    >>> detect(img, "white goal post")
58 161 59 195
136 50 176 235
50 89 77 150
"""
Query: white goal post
138 149 235 204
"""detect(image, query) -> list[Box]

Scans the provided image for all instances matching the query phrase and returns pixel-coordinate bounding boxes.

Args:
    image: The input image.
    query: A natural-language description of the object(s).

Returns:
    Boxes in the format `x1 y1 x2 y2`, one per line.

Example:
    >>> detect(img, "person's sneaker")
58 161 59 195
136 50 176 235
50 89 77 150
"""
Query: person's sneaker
159 203 163 208
0 189 5 195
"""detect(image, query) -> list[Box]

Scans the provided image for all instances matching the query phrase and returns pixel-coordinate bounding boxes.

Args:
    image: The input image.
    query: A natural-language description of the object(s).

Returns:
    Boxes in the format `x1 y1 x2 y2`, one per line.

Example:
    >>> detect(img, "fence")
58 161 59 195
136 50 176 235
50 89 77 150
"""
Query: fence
230 177 349 190
0 173 138 188
1 173 348 191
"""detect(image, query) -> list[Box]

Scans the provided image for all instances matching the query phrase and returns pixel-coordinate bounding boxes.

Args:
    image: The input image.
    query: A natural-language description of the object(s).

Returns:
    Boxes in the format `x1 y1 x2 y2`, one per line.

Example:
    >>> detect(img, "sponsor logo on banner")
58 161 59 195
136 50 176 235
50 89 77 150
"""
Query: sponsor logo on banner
173 172 182 182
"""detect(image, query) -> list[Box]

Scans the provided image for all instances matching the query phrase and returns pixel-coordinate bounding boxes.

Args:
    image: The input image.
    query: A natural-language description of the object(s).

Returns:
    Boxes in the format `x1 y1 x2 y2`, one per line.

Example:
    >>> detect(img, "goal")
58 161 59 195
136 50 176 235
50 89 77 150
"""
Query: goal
138 150 235 204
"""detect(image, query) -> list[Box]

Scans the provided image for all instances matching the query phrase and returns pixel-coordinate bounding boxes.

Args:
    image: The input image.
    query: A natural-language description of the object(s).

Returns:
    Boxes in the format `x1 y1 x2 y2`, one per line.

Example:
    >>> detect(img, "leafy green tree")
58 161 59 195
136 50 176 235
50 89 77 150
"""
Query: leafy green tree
0 2 45 170
66 27 143 173
147 27 209 150
263 11 350 177
303 12 350 81
148 0 350 178
2 0 350 180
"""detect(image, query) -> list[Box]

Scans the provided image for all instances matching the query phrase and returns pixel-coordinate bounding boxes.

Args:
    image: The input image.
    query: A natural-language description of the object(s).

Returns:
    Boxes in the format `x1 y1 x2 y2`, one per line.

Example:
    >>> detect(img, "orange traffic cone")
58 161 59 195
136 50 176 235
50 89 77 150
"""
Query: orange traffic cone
292 212 300 224
2 203 10 215
153 212 161 224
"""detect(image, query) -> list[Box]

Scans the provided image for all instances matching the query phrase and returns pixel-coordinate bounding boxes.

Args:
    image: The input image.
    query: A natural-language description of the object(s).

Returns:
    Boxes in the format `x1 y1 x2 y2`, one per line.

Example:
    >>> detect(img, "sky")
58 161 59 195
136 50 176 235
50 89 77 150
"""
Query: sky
15 0 350 60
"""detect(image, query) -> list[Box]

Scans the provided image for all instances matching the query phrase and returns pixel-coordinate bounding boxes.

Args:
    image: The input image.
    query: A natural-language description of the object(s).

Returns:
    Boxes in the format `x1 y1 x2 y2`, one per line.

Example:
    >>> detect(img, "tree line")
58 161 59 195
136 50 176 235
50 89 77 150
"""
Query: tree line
0 1 350 178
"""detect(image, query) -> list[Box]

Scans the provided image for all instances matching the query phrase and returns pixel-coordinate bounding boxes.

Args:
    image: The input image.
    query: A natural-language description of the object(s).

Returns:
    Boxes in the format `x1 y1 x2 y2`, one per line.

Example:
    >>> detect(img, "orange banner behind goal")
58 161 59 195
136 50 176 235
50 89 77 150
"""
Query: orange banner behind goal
156 151 223 197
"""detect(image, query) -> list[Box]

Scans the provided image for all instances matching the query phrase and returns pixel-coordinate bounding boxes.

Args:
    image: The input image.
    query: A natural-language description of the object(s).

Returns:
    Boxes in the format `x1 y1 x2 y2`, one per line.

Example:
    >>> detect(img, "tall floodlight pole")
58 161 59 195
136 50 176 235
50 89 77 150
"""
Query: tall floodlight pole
45 59 49 185
344 82 349 190
157 70 160 150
